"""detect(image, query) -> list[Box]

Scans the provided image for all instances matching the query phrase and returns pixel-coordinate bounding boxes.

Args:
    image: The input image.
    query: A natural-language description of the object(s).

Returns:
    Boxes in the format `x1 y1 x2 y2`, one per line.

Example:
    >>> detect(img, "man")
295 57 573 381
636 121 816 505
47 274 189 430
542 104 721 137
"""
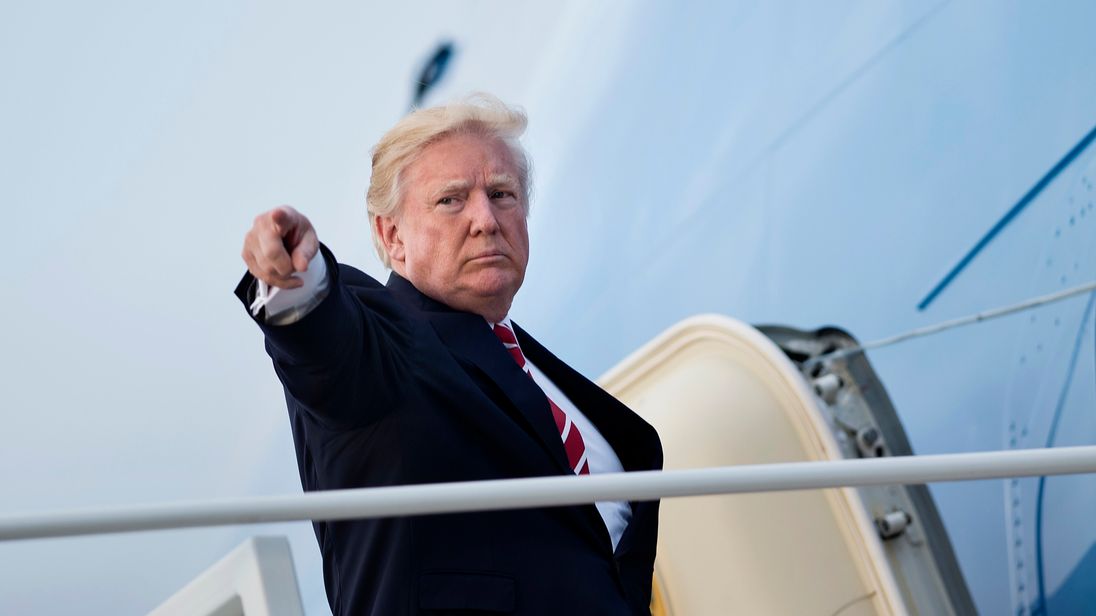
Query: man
237 95 662 615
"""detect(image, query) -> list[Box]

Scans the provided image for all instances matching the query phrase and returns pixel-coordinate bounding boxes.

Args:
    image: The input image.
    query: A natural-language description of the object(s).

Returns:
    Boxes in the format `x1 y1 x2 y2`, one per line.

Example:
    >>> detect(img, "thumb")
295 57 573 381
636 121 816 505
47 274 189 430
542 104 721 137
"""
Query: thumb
292 227 319 272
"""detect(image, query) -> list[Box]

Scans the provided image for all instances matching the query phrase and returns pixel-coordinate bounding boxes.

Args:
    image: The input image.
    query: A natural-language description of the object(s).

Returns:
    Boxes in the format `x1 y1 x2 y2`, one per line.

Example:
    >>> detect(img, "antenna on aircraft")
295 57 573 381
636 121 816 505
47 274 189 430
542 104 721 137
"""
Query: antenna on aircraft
410 40 455 110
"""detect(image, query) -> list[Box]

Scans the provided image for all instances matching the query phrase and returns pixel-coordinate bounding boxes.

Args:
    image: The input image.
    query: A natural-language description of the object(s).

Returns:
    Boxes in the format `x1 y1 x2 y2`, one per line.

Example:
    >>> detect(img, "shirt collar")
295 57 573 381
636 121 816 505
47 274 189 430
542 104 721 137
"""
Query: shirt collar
487 315 514 331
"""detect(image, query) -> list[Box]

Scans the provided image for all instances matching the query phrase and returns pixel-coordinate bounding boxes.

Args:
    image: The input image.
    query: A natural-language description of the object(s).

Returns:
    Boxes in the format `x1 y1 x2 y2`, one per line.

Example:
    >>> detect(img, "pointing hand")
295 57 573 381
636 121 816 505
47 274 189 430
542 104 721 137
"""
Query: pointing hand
241 206 319 289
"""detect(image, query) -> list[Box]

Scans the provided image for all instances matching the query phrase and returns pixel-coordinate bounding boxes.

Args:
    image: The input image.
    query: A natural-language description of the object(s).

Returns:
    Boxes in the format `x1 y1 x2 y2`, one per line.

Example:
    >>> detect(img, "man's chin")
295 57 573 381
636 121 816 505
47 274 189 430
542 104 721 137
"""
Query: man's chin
471 279 521 300
461 272 523 304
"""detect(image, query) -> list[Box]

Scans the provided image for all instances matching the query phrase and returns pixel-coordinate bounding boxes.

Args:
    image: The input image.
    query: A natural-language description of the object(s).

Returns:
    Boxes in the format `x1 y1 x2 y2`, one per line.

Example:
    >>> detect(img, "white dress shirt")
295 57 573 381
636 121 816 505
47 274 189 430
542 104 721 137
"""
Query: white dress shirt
491 316 632 550
250 260 632 550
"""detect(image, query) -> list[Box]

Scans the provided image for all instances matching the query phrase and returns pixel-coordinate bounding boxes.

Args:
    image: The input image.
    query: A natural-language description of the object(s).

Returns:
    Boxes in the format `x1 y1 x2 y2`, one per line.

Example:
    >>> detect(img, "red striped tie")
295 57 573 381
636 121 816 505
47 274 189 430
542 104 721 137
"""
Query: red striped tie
493 323 590 475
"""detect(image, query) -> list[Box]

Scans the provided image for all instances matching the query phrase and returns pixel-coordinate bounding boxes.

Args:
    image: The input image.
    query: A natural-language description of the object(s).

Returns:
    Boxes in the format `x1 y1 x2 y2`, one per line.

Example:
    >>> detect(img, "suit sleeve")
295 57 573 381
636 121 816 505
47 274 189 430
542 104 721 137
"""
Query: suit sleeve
234 243 407 428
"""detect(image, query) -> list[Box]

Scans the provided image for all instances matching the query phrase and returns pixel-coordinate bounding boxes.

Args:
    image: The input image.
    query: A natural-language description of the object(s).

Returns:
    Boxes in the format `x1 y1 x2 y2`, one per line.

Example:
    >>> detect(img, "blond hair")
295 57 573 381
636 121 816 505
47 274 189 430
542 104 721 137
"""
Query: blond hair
366 93 531 267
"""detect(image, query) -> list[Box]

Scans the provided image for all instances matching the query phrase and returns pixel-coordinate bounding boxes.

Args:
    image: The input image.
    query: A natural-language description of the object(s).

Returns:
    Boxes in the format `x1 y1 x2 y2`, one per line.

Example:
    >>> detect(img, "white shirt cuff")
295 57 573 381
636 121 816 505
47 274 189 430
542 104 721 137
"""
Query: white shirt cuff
248 250 329 324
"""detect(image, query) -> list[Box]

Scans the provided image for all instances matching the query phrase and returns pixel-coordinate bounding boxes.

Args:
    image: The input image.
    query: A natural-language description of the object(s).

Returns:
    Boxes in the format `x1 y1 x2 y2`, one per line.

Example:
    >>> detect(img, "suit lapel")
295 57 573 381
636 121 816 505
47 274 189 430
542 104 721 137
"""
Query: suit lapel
513 322 663 474
385 274 572 475
514 323 665 560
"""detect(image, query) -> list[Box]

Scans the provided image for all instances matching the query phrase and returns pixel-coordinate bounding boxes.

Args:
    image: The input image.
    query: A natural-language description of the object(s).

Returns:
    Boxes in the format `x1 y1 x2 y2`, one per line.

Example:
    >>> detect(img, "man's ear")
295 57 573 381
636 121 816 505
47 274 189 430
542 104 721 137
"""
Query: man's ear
375 215 405 264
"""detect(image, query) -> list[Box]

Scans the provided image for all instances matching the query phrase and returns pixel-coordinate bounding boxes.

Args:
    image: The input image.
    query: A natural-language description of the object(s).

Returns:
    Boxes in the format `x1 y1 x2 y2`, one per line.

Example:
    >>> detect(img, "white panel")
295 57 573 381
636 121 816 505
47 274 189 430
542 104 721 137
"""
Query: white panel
150 536 303 616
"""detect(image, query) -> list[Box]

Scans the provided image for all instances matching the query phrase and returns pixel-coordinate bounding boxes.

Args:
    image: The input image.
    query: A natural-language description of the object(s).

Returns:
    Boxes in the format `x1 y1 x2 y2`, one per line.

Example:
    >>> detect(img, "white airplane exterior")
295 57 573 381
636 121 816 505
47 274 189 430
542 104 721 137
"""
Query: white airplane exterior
1 2 1094 614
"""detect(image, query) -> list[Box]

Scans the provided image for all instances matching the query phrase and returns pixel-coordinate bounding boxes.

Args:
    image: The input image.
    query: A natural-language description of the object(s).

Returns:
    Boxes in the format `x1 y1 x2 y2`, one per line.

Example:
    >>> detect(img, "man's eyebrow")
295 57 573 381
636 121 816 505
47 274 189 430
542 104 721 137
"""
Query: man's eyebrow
487 173 519 188
429 179 472 199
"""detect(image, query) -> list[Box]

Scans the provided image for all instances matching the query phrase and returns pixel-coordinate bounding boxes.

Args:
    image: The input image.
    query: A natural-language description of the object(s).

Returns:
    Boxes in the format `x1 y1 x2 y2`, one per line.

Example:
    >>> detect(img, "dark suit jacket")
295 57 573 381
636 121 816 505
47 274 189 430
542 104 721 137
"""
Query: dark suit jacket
236 245 662 615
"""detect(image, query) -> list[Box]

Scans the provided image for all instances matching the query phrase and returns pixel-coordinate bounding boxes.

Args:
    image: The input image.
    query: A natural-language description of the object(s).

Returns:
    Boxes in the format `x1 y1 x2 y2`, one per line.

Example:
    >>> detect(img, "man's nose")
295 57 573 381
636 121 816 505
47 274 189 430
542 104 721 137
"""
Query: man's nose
467 190 501 235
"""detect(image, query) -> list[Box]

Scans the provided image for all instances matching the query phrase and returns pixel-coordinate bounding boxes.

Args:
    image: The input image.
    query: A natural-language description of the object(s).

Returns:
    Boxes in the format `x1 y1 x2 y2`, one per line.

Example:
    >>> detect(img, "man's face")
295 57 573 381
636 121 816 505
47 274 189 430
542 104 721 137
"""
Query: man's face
380 132 529 320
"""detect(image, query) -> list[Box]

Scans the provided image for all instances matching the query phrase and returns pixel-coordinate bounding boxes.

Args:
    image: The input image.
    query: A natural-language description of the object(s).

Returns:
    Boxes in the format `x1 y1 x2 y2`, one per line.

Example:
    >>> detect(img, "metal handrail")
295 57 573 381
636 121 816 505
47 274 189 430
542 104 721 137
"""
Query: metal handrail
2 445 1095 542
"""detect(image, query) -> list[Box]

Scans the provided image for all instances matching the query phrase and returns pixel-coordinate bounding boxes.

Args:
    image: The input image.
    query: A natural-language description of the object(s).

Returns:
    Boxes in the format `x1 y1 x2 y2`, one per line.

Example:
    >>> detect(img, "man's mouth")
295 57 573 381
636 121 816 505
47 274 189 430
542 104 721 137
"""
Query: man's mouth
469 251 506 262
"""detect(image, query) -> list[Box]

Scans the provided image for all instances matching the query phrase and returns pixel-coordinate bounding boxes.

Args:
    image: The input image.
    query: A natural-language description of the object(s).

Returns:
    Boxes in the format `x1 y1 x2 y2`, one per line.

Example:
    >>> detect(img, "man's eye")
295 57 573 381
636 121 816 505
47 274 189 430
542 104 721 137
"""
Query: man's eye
437 197 455 205
491 191 515 200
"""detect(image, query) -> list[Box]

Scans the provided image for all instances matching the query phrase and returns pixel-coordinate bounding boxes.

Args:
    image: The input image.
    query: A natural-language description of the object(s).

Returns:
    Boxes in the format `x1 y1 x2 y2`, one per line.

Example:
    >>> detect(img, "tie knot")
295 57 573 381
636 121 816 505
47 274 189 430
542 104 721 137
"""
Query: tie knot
493 323 526 368
492 323 518 345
